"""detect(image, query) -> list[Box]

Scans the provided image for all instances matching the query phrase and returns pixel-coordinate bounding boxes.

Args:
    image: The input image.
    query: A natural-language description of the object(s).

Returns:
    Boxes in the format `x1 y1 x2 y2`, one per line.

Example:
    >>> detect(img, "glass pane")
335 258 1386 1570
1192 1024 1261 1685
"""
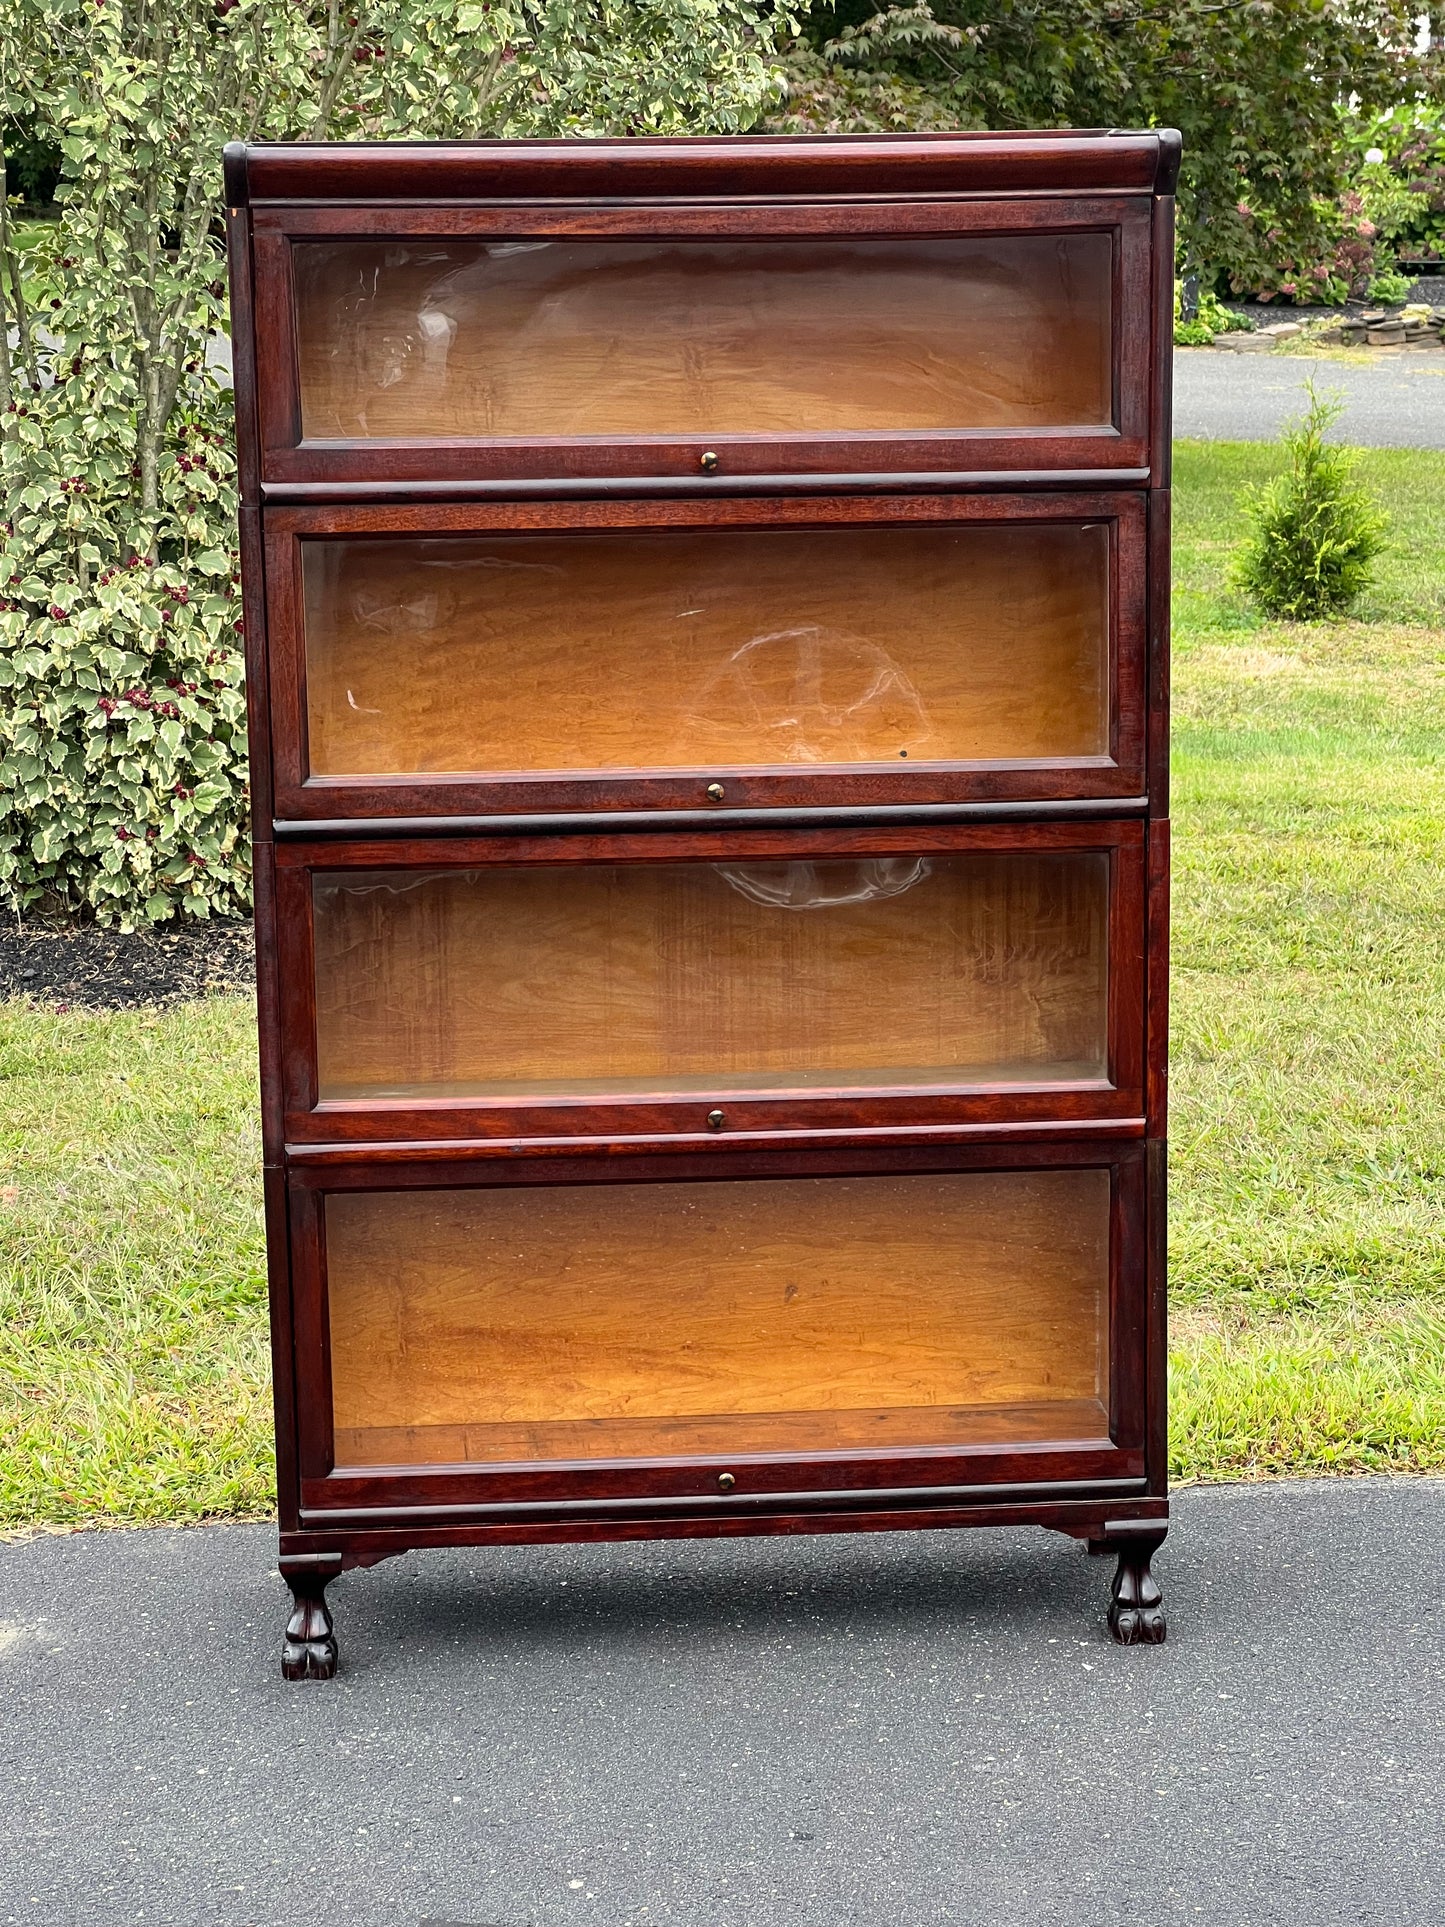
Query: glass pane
294 236 1112 441
312 853 1109 1101
302 522 1110 777
327 1169 1112 1466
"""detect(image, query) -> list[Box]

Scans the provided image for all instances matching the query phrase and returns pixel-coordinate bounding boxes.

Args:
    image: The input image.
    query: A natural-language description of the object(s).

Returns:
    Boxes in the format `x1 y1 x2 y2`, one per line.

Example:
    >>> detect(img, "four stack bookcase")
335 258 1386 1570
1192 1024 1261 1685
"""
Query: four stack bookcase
223 128 1177 1679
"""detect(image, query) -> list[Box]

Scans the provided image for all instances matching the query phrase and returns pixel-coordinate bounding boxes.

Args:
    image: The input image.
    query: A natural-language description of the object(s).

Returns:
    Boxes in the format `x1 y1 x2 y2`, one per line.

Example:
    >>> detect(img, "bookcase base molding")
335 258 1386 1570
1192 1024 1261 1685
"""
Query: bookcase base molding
278 1509 1168 1680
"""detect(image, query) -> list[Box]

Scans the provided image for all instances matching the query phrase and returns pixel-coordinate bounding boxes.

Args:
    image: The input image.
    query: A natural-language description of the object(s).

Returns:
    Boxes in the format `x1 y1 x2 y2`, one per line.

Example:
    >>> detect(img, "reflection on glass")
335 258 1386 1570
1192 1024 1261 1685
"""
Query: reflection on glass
311 854 1110 1100
326 1169 1113 1466
294 235 1113 441
301 522 1111 777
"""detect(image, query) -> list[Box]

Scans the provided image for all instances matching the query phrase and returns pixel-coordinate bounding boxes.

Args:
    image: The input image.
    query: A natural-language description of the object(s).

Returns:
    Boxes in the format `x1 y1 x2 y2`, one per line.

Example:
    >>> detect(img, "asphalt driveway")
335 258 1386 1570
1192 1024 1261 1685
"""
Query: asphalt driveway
1173 347 1445 446
2 1476 1442 1927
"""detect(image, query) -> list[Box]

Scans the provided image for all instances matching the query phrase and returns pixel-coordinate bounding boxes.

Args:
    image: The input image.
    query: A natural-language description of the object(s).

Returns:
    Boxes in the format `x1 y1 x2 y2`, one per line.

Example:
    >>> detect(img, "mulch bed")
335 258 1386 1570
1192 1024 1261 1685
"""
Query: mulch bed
1226 282 1445 332
0 918 256 1011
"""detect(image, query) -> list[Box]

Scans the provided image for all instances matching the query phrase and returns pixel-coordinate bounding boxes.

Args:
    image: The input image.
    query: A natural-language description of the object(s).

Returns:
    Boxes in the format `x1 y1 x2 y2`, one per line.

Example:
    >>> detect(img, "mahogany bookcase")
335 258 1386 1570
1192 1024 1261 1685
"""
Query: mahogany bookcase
223 128 1177 1679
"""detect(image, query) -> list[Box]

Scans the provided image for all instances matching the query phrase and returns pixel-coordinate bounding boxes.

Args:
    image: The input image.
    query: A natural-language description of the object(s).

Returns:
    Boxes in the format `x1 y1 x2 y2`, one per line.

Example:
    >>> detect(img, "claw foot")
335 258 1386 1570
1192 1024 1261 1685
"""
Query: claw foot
1104 1536 1166 1645
281 1565 339 1680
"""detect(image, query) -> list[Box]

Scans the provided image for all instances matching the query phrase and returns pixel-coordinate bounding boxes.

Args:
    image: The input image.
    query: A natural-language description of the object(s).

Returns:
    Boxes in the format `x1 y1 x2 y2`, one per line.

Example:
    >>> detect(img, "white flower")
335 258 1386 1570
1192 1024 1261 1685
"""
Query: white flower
1365 147 1386 164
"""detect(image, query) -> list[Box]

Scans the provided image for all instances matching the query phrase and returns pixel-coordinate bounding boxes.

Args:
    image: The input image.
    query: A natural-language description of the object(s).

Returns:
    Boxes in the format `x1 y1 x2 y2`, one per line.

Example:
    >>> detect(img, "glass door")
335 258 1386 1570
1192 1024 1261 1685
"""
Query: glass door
321 1166 1115 1471
277 824 1145 1143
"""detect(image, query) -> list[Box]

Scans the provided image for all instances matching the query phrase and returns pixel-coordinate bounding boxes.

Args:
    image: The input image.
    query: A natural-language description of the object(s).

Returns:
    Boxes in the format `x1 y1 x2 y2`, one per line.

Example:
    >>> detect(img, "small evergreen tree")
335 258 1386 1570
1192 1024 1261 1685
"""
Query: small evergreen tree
1235 386 1387 621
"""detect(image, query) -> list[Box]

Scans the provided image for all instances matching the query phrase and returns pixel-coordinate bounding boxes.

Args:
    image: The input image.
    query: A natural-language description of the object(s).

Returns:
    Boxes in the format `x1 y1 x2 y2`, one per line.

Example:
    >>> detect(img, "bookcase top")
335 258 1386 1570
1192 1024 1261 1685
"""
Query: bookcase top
224 128 1182 208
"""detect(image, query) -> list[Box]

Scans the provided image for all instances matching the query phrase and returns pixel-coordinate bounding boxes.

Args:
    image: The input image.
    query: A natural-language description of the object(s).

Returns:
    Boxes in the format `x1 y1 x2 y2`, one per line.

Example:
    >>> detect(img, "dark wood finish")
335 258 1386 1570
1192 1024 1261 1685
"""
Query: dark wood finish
261 468 1156 506
228 131 1181 206
285 1494 1168 1569
1147 490 1172 819
261 1163 298 1535
272 820 1145 1146
1146 1136 1170 1497
1150 196 1176 493
1147 820 1170 1137
285 1119 1147 1164
225 131 1175 1675
1089 1522 1167 1643
241 182 1159 489
280 1139 1151 1515
262 491 1148 822
224 210 261 525
279 1555 342 1680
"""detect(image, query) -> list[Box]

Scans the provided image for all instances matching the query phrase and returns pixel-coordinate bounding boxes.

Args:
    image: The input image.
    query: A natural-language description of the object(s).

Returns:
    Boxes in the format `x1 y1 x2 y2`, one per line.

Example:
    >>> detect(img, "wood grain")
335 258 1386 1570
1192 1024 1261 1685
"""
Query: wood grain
324 1168 1112 1457
310 852 1110 1099
333 1398 1113 1467
300 521 1110 779
295 235 1112 442
240 132 1176 207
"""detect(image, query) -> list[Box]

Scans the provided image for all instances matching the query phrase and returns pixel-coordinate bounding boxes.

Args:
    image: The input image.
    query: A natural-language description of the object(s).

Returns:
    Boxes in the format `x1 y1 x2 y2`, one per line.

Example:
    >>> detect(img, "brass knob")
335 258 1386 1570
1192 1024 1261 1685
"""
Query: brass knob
706 782 725 802
707 1109 726 1130
699 450 719 472
717 1471 737 1491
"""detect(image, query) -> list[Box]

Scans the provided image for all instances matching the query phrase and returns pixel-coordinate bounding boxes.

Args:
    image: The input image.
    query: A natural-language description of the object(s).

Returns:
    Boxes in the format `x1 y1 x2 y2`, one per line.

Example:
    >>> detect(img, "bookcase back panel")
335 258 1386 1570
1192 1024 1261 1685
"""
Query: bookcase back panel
325 1168 1112 1465
311 853 1110 1100
301 521 1110 778
293 234 1112 442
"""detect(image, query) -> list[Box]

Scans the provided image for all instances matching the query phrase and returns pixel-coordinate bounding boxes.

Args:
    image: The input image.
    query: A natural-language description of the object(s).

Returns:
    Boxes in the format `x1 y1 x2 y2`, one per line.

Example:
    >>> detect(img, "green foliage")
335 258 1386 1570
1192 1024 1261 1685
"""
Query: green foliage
1344 100 1445 267
1173 317 1216 347
1174 280 1252 345
1199 291 1252 335
1366 266 1414 304
770 1 1441 300
1167 441 1445 1479
0 0 791 927
1236 388 1388 623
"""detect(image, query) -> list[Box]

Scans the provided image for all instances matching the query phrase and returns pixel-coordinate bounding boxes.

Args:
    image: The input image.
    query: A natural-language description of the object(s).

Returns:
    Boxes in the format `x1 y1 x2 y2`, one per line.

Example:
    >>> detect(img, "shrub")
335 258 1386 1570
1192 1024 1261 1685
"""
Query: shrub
1235 386 1387 622
0 0 790 926
770 1 1441 300
1174 316 1217 347
1174 281 1252 344
0 424 251 927
1346 101 1445 266
1366 266 1414 306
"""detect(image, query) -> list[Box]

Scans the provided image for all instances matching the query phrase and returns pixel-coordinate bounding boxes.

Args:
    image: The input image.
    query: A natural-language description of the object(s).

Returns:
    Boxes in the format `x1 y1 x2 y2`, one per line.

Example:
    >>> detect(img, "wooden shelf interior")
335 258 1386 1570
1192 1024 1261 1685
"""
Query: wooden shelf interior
312 853 1110 1100
325 1168 1112 1466
300 521 1111 778
293 234 1113 441
333 1399 1113 1468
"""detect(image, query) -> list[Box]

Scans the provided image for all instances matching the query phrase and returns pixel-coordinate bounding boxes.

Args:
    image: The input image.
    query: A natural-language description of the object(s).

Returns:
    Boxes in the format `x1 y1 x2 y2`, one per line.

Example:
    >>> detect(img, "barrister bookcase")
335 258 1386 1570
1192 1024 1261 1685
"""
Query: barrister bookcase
223 128 1176 1679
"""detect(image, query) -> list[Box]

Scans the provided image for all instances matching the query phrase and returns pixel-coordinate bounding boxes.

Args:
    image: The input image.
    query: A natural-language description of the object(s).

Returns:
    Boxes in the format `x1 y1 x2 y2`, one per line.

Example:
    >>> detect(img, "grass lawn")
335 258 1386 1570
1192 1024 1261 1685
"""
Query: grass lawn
1169 440 1445 1477
2 437 1444 1526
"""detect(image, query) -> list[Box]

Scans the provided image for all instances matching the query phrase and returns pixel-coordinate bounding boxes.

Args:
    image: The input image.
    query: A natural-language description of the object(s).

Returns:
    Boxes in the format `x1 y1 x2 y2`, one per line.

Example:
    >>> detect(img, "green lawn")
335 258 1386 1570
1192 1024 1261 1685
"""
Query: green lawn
1169 439 1445 1476
0 1002 272 1524
2 438 1443 1526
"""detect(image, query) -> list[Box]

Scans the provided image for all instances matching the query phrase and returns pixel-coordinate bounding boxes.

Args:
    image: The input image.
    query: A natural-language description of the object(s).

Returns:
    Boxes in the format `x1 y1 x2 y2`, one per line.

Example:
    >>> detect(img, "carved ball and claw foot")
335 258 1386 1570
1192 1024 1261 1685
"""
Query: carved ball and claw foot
281 1562 341 1680
1089 1530 1166 1645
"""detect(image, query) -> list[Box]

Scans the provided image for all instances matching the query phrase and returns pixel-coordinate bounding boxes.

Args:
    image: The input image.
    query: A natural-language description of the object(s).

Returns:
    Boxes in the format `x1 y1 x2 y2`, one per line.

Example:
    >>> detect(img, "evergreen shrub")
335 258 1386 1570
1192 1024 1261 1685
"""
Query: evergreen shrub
1236 386 1387 621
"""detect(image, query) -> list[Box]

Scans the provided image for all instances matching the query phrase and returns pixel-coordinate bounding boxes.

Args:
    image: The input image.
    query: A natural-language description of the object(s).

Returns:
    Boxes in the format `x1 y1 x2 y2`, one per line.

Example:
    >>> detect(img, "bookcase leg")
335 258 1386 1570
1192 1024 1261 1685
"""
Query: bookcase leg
281 1560 341 1680
1090 1531 1167 1645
